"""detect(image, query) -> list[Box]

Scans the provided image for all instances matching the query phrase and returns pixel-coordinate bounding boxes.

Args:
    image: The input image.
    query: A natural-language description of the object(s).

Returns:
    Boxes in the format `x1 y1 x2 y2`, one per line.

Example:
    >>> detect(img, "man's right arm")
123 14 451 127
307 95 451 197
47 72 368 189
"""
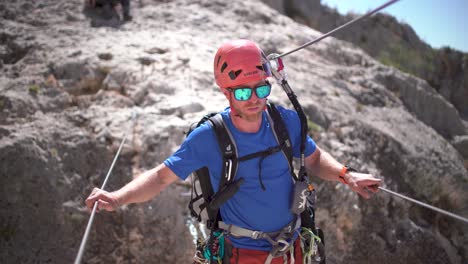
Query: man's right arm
85 163 179 211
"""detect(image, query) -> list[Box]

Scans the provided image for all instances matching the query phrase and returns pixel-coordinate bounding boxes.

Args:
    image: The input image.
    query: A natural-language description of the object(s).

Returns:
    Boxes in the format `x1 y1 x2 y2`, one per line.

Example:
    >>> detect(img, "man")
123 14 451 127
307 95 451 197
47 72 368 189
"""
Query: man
86 39 381 263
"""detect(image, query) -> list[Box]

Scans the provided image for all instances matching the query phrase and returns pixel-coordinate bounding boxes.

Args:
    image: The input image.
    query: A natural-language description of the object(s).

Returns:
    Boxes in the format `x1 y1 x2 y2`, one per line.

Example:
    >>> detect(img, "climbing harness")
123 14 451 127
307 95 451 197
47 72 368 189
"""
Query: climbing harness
74 110 138 264
219 218 301 263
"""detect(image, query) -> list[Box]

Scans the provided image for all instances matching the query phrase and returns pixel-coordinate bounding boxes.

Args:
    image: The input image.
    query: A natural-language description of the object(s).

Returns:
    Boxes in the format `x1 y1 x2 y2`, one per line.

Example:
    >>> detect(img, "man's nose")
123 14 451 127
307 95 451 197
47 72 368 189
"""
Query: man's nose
247 91 259 102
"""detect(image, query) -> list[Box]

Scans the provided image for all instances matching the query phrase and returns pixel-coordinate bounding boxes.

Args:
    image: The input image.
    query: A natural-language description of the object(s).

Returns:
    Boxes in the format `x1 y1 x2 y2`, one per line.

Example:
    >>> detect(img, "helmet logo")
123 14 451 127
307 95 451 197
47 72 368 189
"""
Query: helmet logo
243 70 259 77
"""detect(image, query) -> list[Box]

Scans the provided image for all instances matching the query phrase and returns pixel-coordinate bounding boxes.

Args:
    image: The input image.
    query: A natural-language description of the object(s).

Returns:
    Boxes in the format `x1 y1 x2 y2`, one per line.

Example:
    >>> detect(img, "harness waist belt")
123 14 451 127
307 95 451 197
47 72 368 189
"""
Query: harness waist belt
218 217 301 240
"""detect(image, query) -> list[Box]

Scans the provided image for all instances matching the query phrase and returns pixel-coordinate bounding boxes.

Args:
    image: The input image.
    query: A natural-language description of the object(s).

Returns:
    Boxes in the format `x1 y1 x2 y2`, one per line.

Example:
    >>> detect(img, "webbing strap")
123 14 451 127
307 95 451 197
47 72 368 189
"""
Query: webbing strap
218 218 300 242
265 243 295 264
266 103 297 181
189 114 239 227
209 114 238 188
238 145 282 162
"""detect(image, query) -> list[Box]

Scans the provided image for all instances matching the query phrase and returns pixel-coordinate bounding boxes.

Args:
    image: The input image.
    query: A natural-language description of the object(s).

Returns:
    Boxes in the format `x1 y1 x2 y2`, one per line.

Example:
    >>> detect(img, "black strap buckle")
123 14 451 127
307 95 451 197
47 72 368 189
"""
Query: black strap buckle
206 220 216 230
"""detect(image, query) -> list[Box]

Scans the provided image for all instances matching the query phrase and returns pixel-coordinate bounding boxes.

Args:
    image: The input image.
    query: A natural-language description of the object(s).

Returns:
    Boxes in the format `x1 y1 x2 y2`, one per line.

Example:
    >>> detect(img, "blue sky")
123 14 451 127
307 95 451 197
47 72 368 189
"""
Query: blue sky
321 0 468 52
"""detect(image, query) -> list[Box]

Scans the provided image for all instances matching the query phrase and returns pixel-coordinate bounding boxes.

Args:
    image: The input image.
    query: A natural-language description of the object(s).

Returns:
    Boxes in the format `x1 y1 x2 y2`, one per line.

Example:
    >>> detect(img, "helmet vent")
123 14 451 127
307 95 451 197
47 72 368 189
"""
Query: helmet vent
228 70 242 80
220 62 228 73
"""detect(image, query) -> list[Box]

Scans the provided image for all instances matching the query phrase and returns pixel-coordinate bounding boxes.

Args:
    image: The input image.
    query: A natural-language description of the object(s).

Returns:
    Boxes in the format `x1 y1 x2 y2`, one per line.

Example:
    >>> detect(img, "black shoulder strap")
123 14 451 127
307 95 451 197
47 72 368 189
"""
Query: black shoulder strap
208 114 239 189
267 104 320 230
189 113 240 226
266 102 298 181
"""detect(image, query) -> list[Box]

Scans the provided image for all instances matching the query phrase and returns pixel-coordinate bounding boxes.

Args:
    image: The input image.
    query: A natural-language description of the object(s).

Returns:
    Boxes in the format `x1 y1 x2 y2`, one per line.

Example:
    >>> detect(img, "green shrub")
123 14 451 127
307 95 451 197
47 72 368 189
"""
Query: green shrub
377 43 436 76
307 118 323 140
28 84 40 94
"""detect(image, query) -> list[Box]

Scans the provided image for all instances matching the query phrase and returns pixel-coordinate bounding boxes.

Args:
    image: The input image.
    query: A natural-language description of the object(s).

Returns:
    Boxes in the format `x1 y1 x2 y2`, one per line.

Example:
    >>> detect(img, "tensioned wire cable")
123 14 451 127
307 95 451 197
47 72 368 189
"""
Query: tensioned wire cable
378 186 468 224
74 110 138 264
273 0 401 59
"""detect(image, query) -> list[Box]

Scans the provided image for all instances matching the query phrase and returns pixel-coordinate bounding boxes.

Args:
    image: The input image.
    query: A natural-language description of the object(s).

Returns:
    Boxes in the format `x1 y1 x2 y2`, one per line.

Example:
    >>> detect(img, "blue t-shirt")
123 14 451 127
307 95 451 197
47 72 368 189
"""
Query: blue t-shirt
164 106 316 251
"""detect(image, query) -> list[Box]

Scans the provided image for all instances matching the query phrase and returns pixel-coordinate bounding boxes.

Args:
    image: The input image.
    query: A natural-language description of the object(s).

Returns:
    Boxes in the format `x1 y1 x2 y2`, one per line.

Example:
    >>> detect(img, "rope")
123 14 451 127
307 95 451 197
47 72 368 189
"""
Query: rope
379 186 468 224
299 227 321 262
274 0 401 59
74 110 138 264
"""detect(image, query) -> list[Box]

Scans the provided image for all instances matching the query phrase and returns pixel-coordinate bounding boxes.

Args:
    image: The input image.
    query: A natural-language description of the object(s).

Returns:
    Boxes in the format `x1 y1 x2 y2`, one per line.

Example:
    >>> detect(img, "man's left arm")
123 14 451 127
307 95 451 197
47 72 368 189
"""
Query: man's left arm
304 147 381 199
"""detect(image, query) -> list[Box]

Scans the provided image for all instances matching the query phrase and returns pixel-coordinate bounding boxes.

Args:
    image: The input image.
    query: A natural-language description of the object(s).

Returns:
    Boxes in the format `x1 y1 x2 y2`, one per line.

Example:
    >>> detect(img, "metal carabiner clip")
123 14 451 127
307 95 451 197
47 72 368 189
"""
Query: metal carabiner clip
267 53 287 82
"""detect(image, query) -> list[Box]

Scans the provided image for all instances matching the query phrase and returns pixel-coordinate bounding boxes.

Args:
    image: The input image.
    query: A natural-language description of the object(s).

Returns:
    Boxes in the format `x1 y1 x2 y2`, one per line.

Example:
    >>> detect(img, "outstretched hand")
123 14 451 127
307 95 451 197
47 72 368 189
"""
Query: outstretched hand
85 187 120 212
346 172 381 199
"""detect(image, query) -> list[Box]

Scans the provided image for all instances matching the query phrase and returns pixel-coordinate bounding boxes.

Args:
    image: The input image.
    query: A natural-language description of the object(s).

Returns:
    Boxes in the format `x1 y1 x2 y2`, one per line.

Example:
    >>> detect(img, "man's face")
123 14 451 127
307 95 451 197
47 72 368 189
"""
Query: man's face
225 79 270 120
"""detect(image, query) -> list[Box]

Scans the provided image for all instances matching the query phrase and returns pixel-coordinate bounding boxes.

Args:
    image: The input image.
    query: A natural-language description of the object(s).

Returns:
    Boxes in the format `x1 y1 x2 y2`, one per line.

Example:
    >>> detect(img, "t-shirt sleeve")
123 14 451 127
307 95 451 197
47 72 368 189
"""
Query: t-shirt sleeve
278 106 316 158
163 123 215 180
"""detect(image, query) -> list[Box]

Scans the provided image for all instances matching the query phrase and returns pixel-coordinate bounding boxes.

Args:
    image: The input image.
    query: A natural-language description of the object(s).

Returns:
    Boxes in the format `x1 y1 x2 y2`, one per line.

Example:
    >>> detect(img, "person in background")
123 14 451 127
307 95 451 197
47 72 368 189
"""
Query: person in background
88 0 132 21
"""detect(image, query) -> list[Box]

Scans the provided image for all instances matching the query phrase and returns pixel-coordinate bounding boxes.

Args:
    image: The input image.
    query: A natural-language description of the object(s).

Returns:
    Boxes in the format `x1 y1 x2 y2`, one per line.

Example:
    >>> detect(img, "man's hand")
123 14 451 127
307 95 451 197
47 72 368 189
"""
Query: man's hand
345 172 381 199
85 187 120 212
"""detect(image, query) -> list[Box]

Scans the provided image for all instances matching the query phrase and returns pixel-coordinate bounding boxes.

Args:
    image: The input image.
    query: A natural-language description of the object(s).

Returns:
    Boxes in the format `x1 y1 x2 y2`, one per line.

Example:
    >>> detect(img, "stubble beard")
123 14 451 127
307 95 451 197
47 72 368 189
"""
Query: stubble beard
232 102 265 122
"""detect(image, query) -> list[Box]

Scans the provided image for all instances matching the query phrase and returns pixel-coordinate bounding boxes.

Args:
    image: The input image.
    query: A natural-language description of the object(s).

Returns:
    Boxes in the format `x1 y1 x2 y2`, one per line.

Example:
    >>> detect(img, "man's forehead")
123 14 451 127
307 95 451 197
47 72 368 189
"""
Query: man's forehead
232 80 267 88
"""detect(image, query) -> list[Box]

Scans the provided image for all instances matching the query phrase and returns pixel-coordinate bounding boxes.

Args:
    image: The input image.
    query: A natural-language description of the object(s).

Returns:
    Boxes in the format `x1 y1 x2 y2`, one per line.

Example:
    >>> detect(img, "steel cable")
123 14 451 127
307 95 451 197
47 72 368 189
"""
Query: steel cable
74 110 138 264
379 186 468 224
274 0 401 59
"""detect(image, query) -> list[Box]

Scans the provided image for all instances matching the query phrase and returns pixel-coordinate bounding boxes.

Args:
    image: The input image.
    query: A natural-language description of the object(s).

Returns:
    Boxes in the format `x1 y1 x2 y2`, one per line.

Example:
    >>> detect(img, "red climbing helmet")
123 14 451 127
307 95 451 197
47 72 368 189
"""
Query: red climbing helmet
214 39 271 89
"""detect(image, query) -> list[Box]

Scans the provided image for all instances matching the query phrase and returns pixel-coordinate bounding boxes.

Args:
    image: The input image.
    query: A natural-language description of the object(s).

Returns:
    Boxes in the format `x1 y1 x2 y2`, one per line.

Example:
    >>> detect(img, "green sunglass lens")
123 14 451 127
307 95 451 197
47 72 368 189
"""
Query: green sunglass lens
235 88 252 101
256 85 271 98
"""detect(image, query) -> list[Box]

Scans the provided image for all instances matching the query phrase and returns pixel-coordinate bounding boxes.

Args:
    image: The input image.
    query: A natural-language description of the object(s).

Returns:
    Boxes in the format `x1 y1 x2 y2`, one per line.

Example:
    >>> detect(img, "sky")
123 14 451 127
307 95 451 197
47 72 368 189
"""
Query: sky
321 0 468 52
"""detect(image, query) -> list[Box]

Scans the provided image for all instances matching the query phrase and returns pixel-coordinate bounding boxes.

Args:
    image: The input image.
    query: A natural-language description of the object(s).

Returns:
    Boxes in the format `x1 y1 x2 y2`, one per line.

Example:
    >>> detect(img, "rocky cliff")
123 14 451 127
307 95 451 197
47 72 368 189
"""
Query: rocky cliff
1 0 467 263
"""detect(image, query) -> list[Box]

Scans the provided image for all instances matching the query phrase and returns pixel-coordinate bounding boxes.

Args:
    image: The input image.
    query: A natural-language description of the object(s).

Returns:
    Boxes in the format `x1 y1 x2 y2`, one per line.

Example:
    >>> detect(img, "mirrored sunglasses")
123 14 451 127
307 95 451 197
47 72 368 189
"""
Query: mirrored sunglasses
229 83 271 101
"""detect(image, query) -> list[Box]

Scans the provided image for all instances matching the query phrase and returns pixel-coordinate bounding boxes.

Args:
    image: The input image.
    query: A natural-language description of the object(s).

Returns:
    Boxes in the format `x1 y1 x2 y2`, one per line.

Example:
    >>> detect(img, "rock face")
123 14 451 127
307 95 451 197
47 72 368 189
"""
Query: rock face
0 0 467 263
